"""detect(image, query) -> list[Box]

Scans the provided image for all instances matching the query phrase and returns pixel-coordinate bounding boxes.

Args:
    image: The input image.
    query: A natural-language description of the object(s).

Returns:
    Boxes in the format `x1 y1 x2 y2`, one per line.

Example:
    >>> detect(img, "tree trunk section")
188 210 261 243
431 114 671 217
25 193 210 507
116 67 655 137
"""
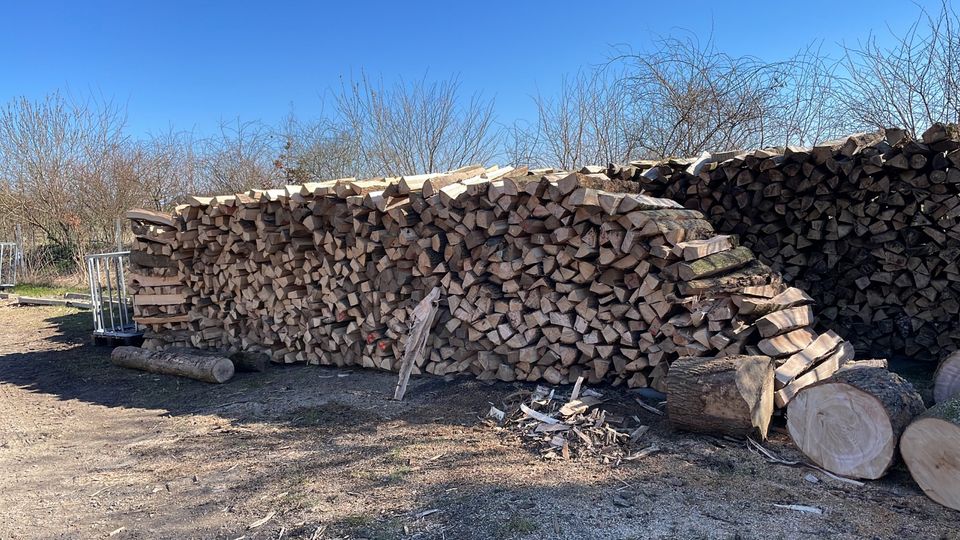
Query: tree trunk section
901 396 960 511
934 352 960 404
111 346 235 383
666 355 775 439
787 366 925 479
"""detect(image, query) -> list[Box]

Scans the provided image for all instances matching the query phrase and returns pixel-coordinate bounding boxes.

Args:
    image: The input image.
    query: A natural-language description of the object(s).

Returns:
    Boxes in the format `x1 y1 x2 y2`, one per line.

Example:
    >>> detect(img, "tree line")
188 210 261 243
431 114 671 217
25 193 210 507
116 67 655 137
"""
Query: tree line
0 1 957 278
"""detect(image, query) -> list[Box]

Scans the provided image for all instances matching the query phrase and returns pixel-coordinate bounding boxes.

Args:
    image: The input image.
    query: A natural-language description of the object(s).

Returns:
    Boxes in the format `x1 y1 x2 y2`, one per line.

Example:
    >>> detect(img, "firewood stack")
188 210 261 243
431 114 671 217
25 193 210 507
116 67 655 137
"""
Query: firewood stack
126 209 193 348
125 164 861 400
616 124 960 362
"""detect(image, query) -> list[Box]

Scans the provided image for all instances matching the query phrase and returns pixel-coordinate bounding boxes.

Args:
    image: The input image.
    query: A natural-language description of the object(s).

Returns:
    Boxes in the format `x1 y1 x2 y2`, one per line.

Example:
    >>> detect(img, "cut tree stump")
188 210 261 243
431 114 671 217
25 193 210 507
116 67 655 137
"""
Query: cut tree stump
900 395 960 511
111 346 235 383
787 365 925 479
666 355 775 439
934 351 960 403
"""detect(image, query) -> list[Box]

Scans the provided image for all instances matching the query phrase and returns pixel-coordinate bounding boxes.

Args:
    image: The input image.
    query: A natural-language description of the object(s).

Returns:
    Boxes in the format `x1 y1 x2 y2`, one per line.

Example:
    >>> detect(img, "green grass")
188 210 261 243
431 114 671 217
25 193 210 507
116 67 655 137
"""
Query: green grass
340 515 403 540
498 515 539 538
348 465 413 484
9 282 89 298
383 466 414 483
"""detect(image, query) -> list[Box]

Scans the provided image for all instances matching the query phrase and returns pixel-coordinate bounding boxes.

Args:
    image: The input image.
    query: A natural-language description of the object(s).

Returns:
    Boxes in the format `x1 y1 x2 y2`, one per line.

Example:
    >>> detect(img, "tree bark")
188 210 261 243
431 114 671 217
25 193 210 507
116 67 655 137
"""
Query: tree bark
666 355 775 439
111 346 235 383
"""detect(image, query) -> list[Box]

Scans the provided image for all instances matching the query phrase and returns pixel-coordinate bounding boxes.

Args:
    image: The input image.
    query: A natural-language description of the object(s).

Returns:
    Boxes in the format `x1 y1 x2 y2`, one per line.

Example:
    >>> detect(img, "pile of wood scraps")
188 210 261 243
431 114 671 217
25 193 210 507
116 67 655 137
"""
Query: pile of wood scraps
485 380 661 463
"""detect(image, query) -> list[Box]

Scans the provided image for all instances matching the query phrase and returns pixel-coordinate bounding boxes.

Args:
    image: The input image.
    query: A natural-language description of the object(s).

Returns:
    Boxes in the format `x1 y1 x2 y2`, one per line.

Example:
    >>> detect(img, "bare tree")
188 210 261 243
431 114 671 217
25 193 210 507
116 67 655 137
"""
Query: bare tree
611 33 847 158
838 0 960 135
768 45 849 147
0 92 127 247
200 118 282 194
334 73 500 176
508 73 638 169
0 91 135 278
277 111 359 182
136 128 201 210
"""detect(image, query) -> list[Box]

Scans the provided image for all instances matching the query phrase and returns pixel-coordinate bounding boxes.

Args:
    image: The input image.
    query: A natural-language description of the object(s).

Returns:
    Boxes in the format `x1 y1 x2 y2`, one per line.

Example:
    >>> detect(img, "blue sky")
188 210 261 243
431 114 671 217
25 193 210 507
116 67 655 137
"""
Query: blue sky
0 0 943 138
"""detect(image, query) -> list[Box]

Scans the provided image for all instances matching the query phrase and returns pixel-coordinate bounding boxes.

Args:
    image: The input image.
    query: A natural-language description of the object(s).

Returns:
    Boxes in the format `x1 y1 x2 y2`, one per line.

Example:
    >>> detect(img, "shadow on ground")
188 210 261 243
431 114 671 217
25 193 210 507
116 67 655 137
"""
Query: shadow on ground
0 308 498 429
1 305 958 539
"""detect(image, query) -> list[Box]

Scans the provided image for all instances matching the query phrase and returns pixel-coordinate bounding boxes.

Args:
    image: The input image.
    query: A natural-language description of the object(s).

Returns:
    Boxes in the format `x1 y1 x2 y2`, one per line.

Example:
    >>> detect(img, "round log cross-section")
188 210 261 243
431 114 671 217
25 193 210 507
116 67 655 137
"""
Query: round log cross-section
901 396 960 511
934 351 960 404
787 366 924 479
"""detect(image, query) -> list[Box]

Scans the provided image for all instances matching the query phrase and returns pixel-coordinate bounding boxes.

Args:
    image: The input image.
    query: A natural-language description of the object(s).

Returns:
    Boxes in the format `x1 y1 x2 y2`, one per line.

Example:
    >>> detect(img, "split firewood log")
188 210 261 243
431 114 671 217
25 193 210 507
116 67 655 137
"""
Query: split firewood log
787 363 925 479
665 355 775 439
900 395 960 511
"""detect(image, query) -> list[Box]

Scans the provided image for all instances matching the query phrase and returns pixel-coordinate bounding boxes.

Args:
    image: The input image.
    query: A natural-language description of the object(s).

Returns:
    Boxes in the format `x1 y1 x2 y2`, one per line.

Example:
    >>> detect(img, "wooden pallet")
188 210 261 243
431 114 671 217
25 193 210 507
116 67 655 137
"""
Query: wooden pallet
92 332 144 348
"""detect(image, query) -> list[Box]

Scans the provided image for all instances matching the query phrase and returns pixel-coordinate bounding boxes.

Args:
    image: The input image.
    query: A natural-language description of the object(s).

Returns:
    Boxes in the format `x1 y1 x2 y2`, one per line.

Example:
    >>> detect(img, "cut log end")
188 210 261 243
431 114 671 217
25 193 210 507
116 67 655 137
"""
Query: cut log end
934 352 960 403
787 367 924 479
901 397 960 511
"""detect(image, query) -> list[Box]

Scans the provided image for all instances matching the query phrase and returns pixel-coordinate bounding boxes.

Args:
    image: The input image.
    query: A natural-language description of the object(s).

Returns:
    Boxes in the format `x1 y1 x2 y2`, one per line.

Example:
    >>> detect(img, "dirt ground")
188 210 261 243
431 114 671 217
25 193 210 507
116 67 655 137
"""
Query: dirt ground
0 303 957 540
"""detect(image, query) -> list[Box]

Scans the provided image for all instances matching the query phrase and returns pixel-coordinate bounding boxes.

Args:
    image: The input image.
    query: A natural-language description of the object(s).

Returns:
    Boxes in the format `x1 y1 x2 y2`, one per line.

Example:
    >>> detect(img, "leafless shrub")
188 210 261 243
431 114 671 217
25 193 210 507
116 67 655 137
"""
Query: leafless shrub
838 0 960 135
615 33 845 158
333 73 500 176
507 73 638 169
277 111 358 182
199 118 282 194
136 129 201 210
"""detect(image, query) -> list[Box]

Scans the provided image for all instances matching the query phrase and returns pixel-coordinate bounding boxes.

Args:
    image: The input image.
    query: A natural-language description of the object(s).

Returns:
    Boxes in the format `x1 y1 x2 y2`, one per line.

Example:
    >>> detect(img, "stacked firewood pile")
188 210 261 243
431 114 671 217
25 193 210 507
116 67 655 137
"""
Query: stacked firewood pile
126 164 867 402
127 209 194 346
620 124 960 362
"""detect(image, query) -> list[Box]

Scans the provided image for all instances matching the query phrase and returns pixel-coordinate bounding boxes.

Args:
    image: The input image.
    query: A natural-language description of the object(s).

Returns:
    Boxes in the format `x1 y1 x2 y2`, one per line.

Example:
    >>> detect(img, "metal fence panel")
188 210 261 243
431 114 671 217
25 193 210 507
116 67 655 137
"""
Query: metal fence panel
0 242 16 287
86 251 139 337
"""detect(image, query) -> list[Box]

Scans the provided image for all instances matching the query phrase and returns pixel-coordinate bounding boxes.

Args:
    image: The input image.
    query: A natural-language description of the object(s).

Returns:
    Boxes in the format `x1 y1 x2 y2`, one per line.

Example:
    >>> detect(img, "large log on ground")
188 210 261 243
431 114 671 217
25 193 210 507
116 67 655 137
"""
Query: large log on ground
666 355 775 439
900 396 960 511
111 346 235 383
787 365 925 479
934 351 960 403
166 347 271 373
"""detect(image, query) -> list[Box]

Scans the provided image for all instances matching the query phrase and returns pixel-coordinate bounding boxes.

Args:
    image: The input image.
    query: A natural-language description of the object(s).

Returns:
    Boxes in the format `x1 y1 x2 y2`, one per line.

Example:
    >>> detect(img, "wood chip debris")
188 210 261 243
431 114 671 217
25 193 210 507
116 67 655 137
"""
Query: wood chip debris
248 510 276 529
773 504 823 515
413 508 440 519
746 437 864 487
485 385 655 462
